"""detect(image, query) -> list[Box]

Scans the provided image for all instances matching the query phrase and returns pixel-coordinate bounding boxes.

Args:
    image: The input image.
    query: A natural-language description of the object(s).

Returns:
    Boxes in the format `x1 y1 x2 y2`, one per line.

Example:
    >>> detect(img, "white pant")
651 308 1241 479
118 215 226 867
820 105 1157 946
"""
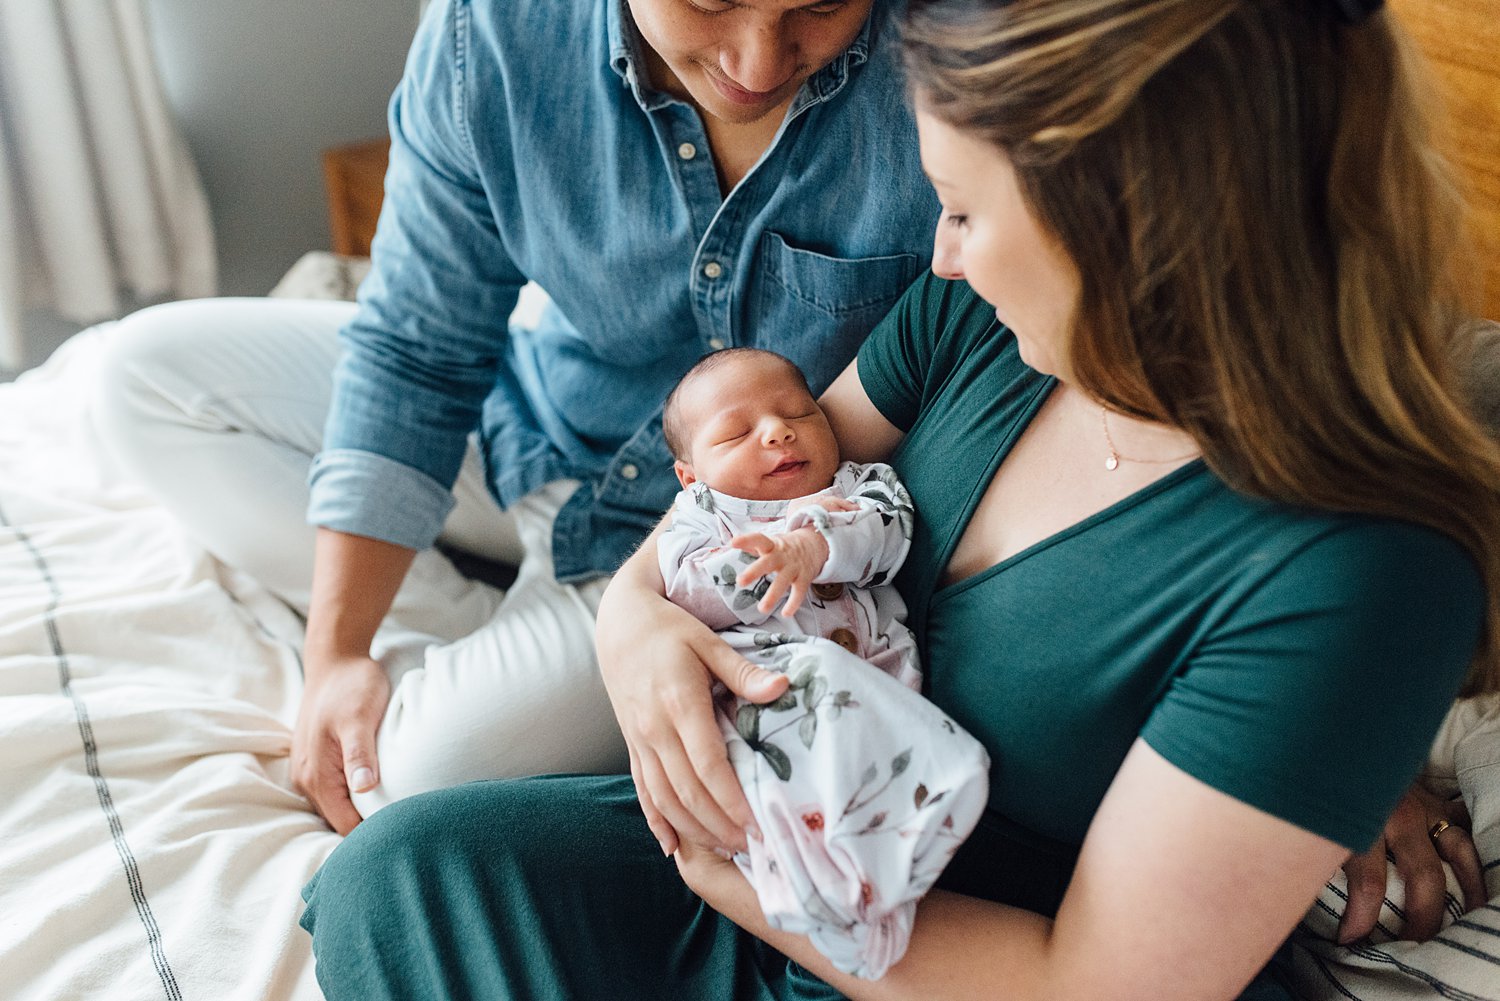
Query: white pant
89 297 628 816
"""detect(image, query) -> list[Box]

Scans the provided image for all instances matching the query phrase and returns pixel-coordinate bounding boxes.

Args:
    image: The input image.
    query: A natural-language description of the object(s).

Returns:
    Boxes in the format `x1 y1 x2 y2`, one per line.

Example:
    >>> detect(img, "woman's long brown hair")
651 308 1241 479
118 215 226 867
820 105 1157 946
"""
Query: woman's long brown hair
905 0 1500 695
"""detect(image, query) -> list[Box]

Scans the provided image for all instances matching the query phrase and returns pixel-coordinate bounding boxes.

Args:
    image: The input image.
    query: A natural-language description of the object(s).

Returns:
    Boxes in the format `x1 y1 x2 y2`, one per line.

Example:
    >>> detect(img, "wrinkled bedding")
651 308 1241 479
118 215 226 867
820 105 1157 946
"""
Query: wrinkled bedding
0 326 336 1001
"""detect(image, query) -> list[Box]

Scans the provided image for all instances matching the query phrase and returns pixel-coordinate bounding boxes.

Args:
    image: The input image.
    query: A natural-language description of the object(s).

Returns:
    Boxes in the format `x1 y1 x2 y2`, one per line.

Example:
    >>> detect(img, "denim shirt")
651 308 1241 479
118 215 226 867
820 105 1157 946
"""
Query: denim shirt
309 0 940 582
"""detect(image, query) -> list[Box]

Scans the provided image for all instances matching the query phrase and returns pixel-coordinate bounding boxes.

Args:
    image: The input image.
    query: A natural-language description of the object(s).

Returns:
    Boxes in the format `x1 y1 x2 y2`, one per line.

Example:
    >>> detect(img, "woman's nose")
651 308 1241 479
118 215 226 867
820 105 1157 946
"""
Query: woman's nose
721 21 798 94
931 213 964 280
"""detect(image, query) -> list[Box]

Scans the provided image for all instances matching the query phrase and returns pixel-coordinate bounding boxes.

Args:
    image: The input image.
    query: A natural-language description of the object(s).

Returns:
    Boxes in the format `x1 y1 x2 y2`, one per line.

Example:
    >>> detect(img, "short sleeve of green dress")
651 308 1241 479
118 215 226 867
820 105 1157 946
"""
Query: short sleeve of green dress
857 272 1485 916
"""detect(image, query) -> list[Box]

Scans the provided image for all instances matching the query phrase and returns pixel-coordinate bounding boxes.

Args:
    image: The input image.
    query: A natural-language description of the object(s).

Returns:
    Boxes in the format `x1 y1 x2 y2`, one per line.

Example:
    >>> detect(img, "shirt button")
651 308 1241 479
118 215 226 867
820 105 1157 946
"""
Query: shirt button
619 463 640 481
828 628 859 653
677 142 697 161
813 582 845 602
707 337 725 350
703 261 723 279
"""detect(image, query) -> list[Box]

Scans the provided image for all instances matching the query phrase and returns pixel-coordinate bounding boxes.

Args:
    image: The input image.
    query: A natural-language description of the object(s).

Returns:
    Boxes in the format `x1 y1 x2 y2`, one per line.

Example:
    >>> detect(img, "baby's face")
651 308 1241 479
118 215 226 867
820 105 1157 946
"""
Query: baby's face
674 354 840 501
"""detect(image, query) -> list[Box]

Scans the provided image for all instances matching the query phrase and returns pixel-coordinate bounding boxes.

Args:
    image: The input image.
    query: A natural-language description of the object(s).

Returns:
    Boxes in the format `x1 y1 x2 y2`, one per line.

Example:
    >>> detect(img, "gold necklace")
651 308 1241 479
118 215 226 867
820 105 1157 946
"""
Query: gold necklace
1100 406 1200 471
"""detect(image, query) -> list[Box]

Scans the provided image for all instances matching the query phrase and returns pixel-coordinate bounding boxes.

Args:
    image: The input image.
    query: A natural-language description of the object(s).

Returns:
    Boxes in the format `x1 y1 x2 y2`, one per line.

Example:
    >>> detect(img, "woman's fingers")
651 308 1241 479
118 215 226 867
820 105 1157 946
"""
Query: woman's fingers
628 747 678 855
640 735 740 851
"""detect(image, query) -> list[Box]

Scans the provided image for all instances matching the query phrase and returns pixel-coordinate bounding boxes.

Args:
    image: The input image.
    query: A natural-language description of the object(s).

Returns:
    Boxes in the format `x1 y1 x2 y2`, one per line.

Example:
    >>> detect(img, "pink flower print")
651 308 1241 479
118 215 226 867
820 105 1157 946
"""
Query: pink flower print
802 810 825 832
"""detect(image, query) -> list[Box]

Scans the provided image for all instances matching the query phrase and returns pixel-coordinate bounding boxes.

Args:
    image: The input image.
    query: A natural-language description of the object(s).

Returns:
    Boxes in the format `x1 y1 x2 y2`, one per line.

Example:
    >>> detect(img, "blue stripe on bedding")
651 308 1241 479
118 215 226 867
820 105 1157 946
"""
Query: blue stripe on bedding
0 498 183 1001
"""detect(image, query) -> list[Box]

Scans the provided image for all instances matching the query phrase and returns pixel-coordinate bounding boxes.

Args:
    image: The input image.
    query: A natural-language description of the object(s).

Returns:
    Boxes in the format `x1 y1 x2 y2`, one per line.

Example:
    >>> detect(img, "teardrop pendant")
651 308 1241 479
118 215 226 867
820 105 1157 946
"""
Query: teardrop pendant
1104 455 1120 471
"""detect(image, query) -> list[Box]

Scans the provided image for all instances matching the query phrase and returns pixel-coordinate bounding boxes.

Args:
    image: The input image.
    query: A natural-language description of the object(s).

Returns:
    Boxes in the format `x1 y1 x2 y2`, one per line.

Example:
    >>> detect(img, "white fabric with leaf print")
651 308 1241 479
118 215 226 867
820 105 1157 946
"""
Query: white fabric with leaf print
659 461 990 979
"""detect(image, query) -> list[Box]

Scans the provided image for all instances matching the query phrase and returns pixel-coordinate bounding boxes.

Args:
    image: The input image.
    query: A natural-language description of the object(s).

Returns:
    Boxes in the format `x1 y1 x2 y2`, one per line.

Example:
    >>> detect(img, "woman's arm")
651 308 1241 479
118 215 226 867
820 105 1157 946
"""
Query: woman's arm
681 738 1348 1001
596 517 790 855
821 361 905 464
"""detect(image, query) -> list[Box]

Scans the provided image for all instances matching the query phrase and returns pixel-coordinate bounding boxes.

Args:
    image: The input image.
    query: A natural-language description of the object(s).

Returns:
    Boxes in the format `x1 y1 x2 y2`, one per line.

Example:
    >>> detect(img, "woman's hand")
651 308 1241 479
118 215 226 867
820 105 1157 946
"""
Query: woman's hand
597 528 789 856
290 652 391 835
1338 782 1485 943
731 527 830 616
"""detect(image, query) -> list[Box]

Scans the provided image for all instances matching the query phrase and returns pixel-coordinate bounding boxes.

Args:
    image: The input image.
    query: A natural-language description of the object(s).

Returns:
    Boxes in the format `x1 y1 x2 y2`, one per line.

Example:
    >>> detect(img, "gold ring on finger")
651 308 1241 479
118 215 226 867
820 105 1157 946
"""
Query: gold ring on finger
1428 818 1452 844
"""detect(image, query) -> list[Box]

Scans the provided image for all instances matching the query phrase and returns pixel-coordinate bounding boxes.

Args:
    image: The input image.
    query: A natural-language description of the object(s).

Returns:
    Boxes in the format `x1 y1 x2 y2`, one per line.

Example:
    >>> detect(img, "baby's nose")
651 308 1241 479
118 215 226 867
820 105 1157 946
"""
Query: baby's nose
764 421 795 444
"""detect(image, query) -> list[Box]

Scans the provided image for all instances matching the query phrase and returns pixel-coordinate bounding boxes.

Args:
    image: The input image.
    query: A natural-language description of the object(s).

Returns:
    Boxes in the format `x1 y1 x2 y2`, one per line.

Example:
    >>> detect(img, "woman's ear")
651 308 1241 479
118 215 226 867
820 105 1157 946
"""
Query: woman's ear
674 460 697 489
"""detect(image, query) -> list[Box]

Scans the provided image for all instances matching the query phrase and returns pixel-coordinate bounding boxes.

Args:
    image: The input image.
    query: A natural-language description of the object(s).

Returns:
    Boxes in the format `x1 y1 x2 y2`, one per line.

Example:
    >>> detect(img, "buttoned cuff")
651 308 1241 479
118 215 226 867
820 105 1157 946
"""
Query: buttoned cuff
307 448 457 550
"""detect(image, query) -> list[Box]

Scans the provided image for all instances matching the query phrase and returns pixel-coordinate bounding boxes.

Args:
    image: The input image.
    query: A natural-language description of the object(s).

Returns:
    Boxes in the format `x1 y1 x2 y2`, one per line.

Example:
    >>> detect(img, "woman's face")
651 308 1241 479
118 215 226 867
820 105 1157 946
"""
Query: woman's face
918 106 1081 379
628 0 873 125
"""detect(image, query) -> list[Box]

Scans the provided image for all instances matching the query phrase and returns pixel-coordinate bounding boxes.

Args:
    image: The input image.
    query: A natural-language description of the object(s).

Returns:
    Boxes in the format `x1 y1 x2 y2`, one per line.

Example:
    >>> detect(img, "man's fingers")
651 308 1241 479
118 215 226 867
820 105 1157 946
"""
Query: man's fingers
340 724 381 794
1339 846 1389 944
311 754 363 836
1433 821 1486 913
319 785 364 837
1398 857 1447 940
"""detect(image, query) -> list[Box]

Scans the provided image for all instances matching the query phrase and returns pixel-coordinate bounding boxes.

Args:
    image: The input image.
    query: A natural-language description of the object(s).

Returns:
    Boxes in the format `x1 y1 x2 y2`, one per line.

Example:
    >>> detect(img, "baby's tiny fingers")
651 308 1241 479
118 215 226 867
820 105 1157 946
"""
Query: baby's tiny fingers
758 575 791 614
730 533 773 555
737 554 780 587
782 582 808 617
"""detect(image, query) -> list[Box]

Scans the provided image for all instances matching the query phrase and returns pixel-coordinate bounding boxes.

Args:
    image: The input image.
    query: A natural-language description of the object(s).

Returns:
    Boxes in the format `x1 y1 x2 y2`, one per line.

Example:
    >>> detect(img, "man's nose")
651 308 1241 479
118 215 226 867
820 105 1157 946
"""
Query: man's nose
721 20 798 93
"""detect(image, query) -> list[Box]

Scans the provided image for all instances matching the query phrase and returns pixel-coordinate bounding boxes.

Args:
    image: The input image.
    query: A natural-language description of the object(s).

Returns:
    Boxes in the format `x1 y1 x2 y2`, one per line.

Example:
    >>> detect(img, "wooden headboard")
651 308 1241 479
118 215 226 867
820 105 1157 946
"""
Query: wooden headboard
1391 0 1500 320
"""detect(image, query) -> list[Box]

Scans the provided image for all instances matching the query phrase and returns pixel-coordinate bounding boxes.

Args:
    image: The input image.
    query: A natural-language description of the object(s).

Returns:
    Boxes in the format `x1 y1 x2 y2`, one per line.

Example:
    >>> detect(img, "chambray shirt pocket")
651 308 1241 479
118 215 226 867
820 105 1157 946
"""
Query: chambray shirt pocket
755 231 921 392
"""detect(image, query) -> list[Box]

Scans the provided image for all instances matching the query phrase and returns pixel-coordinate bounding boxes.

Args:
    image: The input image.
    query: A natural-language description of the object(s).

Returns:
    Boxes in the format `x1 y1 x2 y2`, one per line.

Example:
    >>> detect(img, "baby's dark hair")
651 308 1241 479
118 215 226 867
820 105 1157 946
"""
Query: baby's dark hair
661 348 813 461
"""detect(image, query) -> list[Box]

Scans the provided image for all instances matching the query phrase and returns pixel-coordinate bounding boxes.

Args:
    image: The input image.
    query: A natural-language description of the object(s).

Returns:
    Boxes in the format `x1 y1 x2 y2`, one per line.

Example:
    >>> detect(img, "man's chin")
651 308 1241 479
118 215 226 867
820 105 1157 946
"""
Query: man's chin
691 72 793 125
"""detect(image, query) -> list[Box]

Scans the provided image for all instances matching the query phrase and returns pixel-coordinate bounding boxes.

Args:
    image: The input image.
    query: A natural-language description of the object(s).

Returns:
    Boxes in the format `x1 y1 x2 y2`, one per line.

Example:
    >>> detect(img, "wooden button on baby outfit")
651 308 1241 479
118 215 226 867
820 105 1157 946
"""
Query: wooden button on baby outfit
829 628 858 653
812 582 844 601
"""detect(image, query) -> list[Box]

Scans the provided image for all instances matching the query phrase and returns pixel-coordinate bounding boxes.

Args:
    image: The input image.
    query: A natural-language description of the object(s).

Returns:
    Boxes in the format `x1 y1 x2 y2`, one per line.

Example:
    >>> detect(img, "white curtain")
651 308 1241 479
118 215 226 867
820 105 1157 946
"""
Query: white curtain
0 0 216 370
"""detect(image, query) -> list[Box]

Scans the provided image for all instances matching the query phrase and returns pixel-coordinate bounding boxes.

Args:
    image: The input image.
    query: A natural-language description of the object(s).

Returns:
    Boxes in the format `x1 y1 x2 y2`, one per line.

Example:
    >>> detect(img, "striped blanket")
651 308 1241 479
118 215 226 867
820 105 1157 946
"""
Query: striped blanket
0 327 338 1001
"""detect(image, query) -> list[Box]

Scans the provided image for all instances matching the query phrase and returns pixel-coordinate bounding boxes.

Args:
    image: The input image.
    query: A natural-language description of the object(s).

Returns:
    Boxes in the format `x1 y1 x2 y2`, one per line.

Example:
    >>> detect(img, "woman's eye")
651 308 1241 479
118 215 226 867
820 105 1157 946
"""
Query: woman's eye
688 0 734 13
804 2 847 15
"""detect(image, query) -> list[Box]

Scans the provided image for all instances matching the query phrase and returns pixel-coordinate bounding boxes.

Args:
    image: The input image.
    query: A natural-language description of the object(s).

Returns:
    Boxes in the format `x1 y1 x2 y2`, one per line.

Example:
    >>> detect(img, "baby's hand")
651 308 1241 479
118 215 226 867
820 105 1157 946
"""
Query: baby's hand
730 528 830 616
786 493 858 515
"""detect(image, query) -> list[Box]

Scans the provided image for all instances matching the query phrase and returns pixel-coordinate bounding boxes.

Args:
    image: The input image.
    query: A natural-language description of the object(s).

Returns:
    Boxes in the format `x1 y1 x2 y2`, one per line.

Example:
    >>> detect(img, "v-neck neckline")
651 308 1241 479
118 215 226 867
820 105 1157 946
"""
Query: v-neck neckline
931 378 1208 602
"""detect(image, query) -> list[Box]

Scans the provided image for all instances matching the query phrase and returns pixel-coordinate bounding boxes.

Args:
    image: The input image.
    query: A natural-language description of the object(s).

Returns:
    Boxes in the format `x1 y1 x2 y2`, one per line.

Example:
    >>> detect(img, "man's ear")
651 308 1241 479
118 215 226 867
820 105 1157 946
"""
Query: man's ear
674 460 697 489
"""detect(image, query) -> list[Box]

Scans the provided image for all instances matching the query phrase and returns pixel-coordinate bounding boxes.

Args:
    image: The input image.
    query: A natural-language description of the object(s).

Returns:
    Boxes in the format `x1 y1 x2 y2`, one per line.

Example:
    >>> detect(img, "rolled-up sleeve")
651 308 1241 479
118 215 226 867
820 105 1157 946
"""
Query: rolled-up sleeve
310 0 525 548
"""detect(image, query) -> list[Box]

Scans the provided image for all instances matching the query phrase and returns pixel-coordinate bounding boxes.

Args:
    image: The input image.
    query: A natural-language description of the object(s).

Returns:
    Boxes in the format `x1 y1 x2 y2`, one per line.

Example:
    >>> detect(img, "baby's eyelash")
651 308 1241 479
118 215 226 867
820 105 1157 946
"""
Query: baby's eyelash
945 213 968 228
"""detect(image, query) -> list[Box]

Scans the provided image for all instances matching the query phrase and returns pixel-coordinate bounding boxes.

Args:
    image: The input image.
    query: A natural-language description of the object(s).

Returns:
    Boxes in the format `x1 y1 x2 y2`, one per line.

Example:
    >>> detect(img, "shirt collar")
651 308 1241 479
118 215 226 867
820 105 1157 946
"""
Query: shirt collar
607 0 879 113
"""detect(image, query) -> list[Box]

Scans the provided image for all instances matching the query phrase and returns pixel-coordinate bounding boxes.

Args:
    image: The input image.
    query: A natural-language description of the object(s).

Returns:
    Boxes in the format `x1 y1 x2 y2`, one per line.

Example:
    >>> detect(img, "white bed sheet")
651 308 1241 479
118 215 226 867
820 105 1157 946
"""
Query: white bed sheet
0 325 337 1001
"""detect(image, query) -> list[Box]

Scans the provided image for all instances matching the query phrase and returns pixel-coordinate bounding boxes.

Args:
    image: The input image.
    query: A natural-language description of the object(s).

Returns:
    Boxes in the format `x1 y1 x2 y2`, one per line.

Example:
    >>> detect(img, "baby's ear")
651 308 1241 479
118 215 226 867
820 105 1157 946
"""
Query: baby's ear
674 460 697 489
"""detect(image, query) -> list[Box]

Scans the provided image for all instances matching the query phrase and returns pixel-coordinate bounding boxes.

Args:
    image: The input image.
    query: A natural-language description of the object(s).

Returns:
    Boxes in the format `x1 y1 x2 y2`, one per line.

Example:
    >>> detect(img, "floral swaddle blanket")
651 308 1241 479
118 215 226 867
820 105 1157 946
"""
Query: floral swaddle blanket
659 462 990 978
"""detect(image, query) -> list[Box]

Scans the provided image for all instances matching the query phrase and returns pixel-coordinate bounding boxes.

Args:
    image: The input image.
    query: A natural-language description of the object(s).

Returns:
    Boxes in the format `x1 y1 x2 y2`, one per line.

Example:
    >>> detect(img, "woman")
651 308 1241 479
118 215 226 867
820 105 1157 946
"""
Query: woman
299 1 1500 998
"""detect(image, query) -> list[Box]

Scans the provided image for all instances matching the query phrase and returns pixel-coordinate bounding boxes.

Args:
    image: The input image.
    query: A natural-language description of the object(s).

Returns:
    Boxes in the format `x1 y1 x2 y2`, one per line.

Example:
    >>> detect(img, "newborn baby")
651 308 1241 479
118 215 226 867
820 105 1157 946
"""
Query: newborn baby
657 347 988 979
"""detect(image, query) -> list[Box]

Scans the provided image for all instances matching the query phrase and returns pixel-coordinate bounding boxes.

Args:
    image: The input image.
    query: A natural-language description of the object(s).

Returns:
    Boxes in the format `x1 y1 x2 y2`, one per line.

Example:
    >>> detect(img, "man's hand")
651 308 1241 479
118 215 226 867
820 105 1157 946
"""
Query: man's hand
731 527 830 616
1339 782 1484 943
290 654 391 836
